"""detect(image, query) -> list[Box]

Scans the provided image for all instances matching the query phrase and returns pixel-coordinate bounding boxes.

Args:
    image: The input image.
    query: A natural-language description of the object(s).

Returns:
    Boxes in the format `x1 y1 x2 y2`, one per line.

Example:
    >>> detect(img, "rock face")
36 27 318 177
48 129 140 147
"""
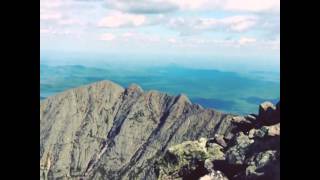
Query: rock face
40 81 238 180
40 80 279 180
157 101 280 180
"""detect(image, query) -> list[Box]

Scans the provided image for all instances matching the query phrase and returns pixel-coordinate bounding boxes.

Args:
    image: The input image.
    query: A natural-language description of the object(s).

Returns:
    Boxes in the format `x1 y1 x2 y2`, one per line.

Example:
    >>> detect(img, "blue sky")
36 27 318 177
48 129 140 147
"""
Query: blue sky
40 0 280 70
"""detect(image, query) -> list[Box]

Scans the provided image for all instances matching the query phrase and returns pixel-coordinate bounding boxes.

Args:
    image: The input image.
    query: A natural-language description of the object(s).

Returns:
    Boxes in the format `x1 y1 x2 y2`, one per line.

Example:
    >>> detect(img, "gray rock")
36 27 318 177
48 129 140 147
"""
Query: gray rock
199 170 229 180
225 132 254 165
265 123 280 136
245 114 257 122
244 150 279 179
258 101 279 125
40 80 237 180
40 80 280 180
248 123 280 139
156 138 225 179
259 101 276 113
210 134 228 148
231 116 254 133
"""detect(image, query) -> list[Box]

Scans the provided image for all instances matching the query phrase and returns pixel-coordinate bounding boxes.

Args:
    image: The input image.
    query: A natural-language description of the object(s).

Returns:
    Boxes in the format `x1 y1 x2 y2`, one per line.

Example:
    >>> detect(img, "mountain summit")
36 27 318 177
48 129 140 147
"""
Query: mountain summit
40 80 279 180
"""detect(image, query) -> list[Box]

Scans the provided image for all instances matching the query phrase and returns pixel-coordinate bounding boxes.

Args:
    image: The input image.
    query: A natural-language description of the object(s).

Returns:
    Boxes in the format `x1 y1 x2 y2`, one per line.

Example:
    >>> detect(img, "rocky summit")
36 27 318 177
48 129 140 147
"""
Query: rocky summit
40 80 280 180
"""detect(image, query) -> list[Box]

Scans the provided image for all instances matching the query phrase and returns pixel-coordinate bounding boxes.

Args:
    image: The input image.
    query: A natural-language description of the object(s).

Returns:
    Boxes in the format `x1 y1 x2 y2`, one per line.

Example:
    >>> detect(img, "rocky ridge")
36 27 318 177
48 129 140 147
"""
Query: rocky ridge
156 102 280 180
40 80 279 180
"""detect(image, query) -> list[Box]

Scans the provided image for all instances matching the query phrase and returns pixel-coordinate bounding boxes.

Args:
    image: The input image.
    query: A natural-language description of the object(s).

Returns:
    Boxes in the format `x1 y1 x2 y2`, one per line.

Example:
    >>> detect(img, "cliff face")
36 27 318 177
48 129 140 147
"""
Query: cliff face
40 80 238 180
40 80 280 180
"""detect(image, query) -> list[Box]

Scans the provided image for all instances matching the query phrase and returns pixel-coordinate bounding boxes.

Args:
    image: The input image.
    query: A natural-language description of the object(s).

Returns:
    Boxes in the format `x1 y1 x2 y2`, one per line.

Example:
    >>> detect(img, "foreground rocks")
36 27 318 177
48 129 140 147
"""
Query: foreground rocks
156 101 280 180
40 80 279 180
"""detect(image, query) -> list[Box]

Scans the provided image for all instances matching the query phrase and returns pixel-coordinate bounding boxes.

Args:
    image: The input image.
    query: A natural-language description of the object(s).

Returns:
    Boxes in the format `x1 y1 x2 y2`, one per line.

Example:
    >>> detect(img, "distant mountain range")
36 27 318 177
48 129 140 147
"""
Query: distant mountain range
40 64 280 114
40 80 280 180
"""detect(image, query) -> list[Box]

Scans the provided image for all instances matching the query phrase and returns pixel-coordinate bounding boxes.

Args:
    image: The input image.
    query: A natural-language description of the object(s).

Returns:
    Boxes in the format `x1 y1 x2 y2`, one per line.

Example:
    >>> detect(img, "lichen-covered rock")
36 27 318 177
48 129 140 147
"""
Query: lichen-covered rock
156 138 226 179
248 127 268 139
264 123 280 136
231 116 250 124
244 150 279 180
209 134 228 148
157 100 280 180
248 123 280 139
225 132 254 165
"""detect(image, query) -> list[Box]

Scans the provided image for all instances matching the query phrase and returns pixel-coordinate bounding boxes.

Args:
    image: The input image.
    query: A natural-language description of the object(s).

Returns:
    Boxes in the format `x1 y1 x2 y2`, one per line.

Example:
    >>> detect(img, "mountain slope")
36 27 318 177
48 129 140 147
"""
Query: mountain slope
40 80 279 180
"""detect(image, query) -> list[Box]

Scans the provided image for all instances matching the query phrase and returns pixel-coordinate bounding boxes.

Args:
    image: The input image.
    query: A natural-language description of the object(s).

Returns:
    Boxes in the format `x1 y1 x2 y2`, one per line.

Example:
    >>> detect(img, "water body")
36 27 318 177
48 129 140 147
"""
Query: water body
40 63 279 115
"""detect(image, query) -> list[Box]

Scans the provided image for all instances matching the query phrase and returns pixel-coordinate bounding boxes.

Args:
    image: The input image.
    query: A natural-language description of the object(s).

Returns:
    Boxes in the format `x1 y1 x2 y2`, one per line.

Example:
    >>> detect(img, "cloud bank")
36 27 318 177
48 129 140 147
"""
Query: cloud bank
40 0 280 58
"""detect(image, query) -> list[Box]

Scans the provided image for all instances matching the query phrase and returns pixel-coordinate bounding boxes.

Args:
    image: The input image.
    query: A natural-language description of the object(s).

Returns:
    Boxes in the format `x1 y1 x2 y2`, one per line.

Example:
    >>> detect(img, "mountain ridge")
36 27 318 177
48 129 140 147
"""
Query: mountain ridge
40 80 279 180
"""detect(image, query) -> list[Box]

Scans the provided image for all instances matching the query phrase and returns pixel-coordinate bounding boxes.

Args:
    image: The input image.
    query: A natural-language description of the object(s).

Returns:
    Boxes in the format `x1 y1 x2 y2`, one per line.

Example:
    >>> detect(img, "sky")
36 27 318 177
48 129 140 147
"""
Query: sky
40 0 280 70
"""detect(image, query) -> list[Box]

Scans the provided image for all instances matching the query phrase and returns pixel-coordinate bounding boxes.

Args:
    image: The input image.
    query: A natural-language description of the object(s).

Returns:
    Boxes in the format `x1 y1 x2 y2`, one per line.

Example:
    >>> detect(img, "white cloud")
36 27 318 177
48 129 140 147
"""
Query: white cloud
105 0 178 14
40 28 75 36
168 0 279 13
98 12 146 28
40 11 62 20
131 33 161 42
223 16 258 32
57 18 87 26
122 32 134 38
40 0 63 9
168 0 221 10
40 27 81 38
99 33 116 41
40 0 280 55
168 38 177 43
40 0 63 21
238 37 257 45
104 32 163 43
206 16 258 32
224 0 280 13
101 0 279 14
40 28 50 34
169 15 258 35
40 0 100 26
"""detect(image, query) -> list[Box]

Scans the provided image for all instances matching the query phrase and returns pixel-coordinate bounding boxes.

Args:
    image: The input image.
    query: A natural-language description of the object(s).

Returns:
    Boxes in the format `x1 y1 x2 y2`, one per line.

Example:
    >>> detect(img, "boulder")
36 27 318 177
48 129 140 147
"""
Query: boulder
258 101 279 125
156 138 226 179
244 150 279 179
245 114 257 122
199 170 229 180
225 132 254 165
208 134 228 148
265 123 280 136
231 116 254 132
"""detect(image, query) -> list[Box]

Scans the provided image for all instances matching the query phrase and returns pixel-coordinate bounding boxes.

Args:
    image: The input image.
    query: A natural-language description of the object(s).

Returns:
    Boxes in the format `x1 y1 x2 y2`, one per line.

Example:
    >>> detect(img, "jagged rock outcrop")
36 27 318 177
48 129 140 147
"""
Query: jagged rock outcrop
155 138 226 179
40 80 279 180
157 101 280 180
40 80 239 180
